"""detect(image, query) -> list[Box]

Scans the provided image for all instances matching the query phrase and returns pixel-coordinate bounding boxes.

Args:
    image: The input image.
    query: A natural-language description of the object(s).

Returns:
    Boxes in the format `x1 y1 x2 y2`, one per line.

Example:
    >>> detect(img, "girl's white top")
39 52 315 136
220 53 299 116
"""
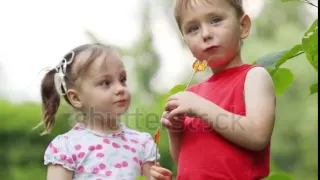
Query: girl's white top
44 123 160 180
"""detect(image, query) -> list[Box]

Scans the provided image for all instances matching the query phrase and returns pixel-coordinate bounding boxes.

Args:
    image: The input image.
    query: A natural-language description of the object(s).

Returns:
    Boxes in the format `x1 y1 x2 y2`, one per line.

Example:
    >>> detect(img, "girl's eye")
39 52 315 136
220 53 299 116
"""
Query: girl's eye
188 25 199 33
121 77 127 84
211 16 222 24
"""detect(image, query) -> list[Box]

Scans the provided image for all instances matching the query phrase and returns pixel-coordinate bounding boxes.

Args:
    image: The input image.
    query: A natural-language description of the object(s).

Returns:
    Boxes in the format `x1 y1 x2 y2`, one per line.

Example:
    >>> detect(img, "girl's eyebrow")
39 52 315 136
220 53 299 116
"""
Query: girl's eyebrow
94 73 112 80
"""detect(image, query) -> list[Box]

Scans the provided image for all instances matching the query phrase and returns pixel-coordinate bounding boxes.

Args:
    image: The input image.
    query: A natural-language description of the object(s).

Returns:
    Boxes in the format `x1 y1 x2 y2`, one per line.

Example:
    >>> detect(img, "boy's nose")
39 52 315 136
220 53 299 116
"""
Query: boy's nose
201 26 213 42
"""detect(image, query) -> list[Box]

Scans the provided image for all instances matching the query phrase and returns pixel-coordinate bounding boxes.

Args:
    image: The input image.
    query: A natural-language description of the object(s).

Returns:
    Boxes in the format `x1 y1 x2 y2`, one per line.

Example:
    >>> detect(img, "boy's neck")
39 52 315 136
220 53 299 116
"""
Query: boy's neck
210 54 244 74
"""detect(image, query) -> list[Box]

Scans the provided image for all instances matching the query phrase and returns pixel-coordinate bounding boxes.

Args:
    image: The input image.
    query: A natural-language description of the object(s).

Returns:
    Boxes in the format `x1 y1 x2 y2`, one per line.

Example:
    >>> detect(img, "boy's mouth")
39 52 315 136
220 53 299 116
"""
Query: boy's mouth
203 45 219 52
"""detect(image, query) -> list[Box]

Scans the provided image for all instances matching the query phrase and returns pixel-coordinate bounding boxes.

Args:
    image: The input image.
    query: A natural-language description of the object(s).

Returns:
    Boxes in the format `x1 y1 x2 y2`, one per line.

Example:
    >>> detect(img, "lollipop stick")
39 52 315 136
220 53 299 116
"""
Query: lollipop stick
185 70 197 90
154 128 160 165
155 146 158 165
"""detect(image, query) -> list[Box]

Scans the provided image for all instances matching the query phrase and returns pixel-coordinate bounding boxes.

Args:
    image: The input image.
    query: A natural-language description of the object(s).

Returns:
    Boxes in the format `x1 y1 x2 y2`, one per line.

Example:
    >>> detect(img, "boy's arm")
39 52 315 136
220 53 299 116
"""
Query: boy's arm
168 131 183 164
161 111 184 164
200 67 276 151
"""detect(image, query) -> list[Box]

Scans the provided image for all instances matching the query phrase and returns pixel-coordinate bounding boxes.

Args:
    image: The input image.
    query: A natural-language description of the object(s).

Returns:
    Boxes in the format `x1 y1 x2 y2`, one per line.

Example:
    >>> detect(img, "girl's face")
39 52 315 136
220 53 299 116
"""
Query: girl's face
69 50 131 121
179 0 250 68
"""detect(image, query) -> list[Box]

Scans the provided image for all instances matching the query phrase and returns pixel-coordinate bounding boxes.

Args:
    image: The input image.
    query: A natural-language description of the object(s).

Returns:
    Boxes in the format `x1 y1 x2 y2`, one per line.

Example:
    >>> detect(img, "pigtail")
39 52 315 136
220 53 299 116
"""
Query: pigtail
34 69 61 135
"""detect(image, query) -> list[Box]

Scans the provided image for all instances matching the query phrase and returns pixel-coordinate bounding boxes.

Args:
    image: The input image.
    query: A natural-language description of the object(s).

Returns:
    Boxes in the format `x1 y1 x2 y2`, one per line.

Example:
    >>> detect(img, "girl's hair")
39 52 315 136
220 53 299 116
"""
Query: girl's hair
36 43 113 135
173 0 244 31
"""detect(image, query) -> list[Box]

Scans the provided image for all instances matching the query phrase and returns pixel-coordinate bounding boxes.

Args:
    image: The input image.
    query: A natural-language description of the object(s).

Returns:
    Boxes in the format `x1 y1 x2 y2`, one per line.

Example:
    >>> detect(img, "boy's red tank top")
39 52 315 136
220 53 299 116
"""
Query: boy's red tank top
176 64 270 180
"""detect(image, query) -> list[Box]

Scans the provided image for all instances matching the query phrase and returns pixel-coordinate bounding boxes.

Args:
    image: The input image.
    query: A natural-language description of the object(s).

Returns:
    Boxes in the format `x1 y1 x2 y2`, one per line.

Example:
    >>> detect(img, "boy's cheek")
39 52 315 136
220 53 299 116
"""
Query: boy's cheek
188 44 204 60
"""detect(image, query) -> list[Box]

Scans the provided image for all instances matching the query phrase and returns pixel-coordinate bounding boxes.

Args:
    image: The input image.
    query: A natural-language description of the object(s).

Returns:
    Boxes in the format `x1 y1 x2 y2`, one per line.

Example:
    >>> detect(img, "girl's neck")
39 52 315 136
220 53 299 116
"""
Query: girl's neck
80 115 122 135
210 53 244 74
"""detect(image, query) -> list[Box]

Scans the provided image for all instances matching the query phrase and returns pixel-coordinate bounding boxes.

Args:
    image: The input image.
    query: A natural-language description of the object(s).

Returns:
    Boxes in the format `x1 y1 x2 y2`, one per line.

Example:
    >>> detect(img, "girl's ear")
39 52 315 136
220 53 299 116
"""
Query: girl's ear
239 14 251 39
66 89 83 109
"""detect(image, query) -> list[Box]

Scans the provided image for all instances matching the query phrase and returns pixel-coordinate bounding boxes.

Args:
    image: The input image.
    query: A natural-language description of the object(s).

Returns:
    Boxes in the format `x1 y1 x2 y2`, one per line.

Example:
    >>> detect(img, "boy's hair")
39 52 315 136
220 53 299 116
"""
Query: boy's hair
35 43 113 135
173 0 244 30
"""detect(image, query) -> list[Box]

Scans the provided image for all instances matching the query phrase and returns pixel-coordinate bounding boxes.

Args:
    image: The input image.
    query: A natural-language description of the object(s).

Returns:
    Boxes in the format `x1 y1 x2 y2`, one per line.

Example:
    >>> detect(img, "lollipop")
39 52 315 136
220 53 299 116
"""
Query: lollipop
154 127 161 164
153 60 207 164
185 60 208 90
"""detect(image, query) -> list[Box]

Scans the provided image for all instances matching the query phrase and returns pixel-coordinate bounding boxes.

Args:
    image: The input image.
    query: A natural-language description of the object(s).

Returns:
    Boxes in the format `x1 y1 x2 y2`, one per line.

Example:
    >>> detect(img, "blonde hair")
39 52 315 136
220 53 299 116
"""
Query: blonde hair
173 0 244 30
36 43 114 135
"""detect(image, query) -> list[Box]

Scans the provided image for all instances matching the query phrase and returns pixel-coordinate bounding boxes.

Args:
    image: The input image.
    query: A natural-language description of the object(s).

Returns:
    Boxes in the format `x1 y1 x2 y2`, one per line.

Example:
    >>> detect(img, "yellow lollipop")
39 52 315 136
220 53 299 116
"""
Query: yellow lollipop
193 59 208 72
185 60 208 90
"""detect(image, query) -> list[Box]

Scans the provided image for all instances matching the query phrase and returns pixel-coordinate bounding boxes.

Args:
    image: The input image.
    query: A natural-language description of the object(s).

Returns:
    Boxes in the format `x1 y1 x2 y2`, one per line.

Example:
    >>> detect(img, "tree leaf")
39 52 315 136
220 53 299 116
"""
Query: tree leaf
168 84 186 95
256 50 289 69
264 172 295 180
302 18 318 71
272 68 294 96
135 177 147 180
161 84 186 108
309 83 318 96
256 44 303 70
275 44 303 68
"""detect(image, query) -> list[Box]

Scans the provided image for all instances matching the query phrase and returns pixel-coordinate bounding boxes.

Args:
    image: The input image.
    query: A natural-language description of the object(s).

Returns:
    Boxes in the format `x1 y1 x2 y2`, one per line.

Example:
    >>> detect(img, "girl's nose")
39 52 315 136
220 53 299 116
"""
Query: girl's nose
114 82 125 95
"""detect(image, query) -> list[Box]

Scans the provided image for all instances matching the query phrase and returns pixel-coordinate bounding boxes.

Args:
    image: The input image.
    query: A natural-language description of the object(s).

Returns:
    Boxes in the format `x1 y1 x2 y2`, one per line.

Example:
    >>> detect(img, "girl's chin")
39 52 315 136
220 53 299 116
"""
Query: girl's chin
114 107 129 116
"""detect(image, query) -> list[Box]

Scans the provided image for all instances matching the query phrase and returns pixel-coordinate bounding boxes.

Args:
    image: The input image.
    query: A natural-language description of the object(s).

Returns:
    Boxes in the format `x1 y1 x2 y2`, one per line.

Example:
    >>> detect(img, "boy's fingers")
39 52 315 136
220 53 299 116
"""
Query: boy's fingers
164 101 178 112
151 166 172 176
160 118 173 127
150 169 167 180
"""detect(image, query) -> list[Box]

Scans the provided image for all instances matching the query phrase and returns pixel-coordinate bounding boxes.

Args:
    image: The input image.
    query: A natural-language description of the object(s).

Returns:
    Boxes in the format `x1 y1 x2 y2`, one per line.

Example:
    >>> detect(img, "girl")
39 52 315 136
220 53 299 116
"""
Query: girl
37 43 172 180
161 0 276 179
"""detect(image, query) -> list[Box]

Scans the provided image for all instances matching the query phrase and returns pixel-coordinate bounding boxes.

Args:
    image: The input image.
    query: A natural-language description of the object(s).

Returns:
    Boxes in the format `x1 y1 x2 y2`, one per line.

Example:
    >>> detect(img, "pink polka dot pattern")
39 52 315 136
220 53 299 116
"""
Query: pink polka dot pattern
44 123 160 179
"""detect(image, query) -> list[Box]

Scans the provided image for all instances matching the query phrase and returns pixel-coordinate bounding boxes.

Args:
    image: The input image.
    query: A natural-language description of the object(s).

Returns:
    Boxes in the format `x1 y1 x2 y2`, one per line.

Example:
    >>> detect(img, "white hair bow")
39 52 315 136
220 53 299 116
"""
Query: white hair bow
54 51 75 96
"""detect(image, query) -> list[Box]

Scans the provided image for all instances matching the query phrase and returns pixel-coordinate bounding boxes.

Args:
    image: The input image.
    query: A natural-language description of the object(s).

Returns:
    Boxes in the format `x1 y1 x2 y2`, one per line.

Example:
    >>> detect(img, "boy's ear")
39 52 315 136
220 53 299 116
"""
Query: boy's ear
239 14 251 39
66 89 83 109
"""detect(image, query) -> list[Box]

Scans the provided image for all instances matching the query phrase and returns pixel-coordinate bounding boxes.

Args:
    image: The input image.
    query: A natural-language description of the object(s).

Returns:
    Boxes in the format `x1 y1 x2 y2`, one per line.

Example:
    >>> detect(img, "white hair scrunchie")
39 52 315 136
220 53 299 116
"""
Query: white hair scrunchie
54 51 75 96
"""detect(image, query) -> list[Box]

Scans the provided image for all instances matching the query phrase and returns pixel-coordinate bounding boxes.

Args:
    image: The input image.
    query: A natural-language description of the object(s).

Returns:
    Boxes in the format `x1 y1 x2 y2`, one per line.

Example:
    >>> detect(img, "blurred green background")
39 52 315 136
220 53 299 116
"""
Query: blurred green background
0 0 318 179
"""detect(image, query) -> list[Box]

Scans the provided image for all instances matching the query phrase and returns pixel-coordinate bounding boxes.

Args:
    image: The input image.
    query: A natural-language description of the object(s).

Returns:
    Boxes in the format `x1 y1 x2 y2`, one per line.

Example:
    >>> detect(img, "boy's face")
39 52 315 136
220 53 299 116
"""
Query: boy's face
179 0 250 68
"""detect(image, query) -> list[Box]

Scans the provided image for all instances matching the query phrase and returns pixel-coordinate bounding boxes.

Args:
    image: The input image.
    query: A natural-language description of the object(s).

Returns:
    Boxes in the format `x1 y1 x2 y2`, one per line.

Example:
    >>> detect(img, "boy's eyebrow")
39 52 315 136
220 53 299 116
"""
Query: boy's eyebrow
181 18 197 29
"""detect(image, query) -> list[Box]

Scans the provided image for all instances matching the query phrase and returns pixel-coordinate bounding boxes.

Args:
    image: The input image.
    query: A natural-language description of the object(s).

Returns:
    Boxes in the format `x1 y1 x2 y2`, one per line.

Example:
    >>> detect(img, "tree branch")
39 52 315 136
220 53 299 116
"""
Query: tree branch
290 51 305 59
304 0 318 8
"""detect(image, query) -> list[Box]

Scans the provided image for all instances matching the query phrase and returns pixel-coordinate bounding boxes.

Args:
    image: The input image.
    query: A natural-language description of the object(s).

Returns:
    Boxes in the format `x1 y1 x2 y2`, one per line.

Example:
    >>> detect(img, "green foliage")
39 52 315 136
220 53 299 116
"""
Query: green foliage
161 84 186 108
264 172 295 180
168 84 186 94
256 3 318 96
135 176 147 180
272 68 294 96
280 0 300 2
309 82 318 96
302 19 318 71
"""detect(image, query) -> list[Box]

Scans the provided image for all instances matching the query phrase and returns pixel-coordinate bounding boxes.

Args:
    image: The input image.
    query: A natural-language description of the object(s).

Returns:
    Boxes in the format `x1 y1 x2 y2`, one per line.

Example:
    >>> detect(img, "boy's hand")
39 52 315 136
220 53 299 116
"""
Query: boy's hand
160 111 184 133
150 162 172 180
164 91 208 120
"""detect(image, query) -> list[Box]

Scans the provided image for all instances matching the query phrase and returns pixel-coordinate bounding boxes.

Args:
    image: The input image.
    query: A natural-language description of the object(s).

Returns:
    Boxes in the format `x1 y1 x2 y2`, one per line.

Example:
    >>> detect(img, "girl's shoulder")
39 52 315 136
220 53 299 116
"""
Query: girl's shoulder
122 126 154 142
43 124 93 171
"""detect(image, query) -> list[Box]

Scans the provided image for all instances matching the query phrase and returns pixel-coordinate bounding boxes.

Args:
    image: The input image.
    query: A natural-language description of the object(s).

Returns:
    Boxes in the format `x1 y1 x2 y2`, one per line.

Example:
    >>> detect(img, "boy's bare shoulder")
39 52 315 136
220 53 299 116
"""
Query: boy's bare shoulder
246 66 274 85
244 66 275 96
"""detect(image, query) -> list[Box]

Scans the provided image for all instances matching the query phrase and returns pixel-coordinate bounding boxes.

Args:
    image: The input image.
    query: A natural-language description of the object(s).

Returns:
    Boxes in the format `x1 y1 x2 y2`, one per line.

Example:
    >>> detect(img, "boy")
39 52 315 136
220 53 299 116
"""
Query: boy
161 0 276 179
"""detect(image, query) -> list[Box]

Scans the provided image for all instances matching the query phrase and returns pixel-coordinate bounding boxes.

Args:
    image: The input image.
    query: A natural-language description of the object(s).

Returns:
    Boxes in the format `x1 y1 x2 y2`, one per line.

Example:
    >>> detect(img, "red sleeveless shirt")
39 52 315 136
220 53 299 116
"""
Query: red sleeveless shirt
176 64 270 180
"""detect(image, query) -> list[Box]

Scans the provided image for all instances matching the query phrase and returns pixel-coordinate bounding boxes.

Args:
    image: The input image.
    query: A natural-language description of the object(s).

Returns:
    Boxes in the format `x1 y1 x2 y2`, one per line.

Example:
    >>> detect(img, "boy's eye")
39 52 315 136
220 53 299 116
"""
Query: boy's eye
211 16 222 24
188 25 199 33
101 80 111 86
